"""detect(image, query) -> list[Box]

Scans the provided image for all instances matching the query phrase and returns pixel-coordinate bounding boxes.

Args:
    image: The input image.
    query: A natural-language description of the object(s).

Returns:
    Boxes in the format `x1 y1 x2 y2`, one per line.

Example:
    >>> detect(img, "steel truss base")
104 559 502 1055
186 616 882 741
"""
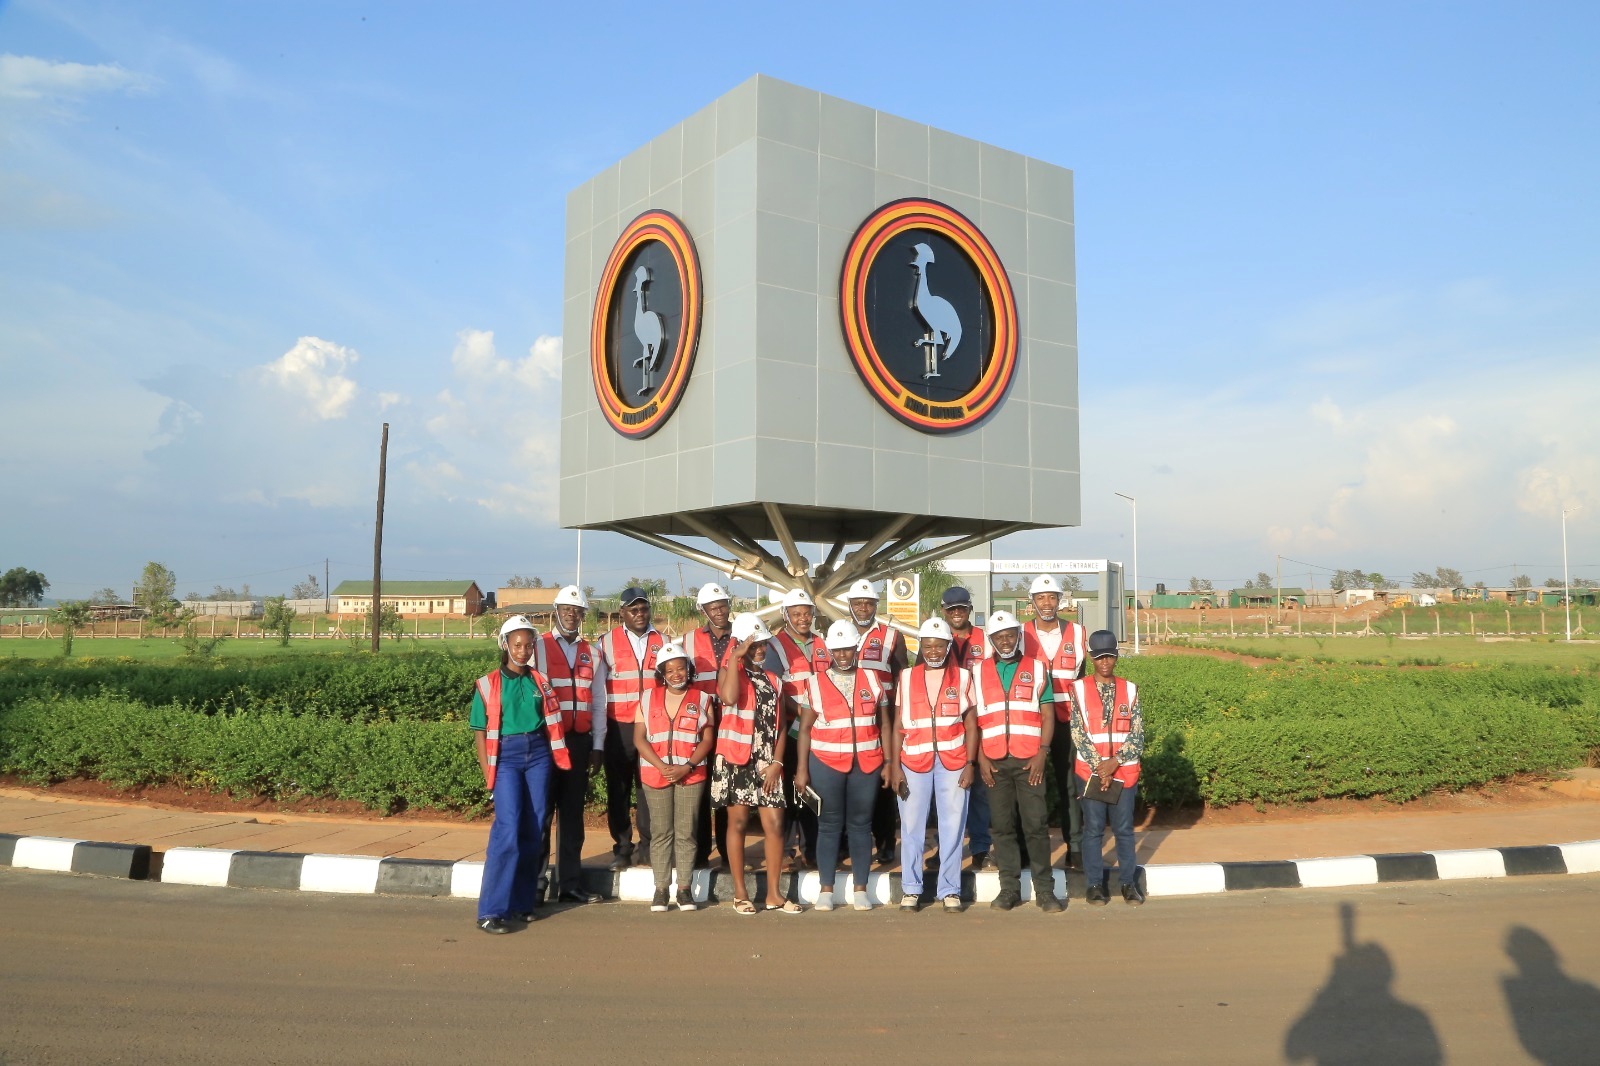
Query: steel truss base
599 505 1028 636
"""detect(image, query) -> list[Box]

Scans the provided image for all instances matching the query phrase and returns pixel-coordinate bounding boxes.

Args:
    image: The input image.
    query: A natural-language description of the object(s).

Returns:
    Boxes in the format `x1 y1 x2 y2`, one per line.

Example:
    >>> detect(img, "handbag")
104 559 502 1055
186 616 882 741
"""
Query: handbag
1081 772 1124 805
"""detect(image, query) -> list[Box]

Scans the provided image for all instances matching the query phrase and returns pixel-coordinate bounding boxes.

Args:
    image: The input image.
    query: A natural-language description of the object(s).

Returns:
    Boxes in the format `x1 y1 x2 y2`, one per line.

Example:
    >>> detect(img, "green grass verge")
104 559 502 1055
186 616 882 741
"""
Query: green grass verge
1173 636 1600 667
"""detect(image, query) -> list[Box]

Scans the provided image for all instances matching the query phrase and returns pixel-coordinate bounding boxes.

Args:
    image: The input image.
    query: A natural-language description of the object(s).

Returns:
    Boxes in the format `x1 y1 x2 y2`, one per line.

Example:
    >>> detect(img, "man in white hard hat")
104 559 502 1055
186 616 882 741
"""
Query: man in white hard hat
767 587 827 869
842 578 907 867
1020 573 1089 869
533 585 608 904
888 616 977 913
598 586 664 872
684 582 734 868
974 610 1062 912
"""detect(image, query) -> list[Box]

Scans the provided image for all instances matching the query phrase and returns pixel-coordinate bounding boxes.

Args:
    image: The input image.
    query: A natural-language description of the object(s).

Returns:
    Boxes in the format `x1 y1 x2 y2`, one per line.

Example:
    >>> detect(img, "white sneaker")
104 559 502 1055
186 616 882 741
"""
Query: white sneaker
815 889 835 912
853 890 872 911
900 893 920 911
943 894 962 912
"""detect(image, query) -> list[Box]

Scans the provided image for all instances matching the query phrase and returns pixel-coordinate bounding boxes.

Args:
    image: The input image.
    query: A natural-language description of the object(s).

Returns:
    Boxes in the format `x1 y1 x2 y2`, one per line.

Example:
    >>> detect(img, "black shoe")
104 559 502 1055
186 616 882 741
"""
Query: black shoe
558 889 603 904
1063 850 1082 871
875 846 895 866
651 889 670 912
634 851 652 868
509 910 540 923
608 854 632 873
970 851 990 870
989 890 1021 911
1036 892 1065 913
1087 884 1110 906
477 917 511 934
1121 882 1145 906
676 889 698 912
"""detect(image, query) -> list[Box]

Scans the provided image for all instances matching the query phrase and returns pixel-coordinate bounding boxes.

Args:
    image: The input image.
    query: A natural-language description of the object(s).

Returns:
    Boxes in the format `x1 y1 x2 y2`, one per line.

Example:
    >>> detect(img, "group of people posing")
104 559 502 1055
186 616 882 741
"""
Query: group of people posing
467 576 1145 932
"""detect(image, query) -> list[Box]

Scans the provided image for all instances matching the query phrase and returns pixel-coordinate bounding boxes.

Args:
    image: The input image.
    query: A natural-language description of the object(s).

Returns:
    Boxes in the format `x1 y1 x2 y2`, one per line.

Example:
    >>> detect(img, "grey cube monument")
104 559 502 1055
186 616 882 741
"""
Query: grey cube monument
560 75 1078 616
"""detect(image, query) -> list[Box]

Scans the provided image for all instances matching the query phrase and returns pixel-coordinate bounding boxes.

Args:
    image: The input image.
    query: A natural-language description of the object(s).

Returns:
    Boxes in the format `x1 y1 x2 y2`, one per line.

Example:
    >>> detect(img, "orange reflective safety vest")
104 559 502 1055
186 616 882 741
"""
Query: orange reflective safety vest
896 664 973 773
638 685 712 788
715 667 783 766
949 625 987 670
600 626 663 724
973 655 1049 761
853 621 899 686
683 625 732 698
805 668 886 774
773 629 830 705
475 669 571 791
1021 620 1087 723
1069 676 1141 788
533 631 597 734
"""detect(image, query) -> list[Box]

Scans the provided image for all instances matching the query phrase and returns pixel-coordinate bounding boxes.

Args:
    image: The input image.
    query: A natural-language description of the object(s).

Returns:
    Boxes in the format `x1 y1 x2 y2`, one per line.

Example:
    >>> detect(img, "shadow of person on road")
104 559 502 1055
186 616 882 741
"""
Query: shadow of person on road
1133 730 1202 865
1284 902 1442 1065
1501 925 1600 1064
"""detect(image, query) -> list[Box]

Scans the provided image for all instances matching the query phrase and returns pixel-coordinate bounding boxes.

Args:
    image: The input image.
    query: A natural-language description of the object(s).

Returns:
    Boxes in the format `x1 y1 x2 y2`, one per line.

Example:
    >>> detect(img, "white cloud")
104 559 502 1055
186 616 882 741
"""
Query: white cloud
1518 463 1597 522
0 53 152 100
1309 397 1346 429
257 336 360 419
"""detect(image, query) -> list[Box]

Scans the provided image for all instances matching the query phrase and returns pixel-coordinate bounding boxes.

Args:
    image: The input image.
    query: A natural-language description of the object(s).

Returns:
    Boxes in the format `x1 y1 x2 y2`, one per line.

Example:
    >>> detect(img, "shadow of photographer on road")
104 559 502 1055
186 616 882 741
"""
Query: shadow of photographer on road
1285 902 1442 1065
1501 925 1600 1065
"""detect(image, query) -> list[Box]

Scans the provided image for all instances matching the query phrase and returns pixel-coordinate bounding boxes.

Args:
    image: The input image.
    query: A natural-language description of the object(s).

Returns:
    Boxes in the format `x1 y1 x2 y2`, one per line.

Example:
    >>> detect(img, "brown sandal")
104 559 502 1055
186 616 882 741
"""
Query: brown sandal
731 898 756 915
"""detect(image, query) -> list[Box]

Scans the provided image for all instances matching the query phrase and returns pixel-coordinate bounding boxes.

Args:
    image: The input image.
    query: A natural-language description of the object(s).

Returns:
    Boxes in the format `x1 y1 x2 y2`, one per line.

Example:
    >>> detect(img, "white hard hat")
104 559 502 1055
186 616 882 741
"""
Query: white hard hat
656 641 690 666
498 615 537 648
731 613 773 642
846 579 878 601
553 585 588 609
1029 575 1063 597
781 588 814 610
918 617 953 641
696 582 730 606
824 618 861 651
987 610 1022 634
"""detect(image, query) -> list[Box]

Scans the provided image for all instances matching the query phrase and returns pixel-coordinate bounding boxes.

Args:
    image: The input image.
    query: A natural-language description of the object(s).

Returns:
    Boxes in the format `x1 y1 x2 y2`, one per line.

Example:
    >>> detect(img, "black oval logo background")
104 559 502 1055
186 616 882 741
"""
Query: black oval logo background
862 230 996 406
602 240 684 404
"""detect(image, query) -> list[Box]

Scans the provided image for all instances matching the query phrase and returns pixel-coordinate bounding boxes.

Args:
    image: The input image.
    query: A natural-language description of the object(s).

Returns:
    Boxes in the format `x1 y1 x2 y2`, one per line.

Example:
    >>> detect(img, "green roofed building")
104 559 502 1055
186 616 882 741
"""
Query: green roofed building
332 580 484 617
1228 587 1307 608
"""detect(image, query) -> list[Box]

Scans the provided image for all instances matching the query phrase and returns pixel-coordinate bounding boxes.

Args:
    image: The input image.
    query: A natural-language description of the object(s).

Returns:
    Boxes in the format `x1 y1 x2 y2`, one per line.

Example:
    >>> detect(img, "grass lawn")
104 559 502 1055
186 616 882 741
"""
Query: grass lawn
0 636 495 661
1177 634 1600 668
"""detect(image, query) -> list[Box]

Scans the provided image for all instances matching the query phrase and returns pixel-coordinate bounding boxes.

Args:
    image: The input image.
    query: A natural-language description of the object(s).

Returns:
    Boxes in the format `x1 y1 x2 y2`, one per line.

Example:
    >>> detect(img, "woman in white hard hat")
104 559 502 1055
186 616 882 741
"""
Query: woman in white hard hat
634 642 716 912
887 616 978 913
793 618 891 911
470 615 573 934
684 582 734 868
714 613 804 914
770 587 826 871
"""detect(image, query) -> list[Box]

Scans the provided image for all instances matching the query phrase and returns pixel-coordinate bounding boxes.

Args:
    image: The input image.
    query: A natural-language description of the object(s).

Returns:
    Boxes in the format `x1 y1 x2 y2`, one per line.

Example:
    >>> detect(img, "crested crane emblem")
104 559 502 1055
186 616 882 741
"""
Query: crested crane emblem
909 242 962 379
590 210 702 439
840 198 1017 433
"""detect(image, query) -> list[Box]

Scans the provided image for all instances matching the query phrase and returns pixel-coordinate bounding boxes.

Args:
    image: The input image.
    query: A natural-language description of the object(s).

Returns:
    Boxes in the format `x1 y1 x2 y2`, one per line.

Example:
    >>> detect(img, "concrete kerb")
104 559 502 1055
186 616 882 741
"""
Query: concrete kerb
5 833 1600 903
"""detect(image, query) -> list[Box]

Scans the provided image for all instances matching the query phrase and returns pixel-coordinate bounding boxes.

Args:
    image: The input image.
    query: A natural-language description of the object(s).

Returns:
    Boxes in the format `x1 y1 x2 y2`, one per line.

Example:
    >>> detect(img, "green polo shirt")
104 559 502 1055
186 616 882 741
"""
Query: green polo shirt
469 669 545 736
993 656 1053 708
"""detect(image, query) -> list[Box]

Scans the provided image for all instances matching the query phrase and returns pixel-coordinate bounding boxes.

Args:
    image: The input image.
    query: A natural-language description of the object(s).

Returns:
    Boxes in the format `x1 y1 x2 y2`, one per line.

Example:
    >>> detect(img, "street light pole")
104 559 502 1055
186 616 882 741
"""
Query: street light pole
1562 507 1572 643
1115 492 1139 654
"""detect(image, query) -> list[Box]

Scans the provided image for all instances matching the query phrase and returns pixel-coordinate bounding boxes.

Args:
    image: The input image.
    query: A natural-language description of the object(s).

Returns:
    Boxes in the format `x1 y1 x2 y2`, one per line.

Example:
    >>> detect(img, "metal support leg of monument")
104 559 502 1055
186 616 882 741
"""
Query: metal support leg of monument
599 509 1029 637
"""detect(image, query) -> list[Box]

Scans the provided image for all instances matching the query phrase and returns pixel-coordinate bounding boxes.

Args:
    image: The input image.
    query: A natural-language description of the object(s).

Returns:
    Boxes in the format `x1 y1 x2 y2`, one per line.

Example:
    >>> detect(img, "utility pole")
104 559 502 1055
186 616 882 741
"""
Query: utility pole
1562 507 1572 643
324 558 330 615
1115 492 1139 654
1276 554 1282 622
371 423 389 654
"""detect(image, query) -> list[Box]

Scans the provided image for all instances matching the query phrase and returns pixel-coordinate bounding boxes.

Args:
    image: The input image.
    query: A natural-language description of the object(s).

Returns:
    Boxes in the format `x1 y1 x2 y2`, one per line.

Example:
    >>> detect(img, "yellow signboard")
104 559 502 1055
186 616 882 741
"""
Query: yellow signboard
887 573 920 657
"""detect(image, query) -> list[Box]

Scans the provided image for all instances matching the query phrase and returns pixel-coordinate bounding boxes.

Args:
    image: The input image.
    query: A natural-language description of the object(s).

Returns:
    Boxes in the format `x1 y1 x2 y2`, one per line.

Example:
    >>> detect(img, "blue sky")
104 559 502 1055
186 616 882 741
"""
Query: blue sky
2 0 1596 600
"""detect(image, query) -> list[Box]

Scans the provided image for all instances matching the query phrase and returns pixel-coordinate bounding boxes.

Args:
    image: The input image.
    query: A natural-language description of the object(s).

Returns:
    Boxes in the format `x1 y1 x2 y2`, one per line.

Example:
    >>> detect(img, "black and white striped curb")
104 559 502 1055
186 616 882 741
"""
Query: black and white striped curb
0 833 151 880
7 834 1598 902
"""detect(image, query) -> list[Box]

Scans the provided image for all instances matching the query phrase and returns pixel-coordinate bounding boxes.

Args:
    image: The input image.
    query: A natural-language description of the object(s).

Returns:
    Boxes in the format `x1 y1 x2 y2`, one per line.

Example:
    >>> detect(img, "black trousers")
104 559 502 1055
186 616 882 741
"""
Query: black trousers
1049 723 1083 855
694 787 728 867
988 755 1054 897
539 731 592 894
603 723 650 860
781 733 817 863
872 782 899 856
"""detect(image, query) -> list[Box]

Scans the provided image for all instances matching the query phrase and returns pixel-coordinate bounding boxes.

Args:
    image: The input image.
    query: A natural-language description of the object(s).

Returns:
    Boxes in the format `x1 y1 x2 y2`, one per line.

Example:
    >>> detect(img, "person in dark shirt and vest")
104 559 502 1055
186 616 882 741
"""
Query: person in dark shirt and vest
683 582 734 868
1069 629 1146 906
974 610 1062 913
1019 574 1089 870
939 584 992 870
767 587 827 870
599 586 663 872
470 615 572 934
841 579 907 870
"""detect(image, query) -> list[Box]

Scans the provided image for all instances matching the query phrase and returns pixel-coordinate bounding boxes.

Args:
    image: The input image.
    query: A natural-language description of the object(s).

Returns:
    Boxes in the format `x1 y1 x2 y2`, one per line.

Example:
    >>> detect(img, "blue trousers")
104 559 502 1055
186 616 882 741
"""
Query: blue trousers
1081 779 1139 889
810 754 879 890
479 732 554 920
965 776 991 853
898 761 969 899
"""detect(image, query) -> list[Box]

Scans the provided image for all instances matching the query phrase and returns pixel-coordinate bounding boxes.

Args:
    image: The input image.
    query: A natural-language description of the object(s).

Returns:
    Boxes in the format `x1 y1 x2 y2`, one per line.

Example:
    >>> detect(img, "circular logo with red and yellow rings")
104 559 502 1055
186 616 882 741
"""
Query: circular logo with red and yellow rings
839 198 1018 433
590 210 702 439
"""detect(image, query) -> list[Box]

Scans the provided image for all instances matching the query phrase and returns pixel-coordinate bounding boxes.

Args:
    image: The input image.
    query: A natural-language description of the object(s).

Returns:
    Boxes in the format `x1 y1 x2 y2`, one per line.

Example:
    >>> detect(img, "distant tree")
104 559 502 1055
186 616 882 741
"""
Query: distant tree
1188 576 1214 593
624 577 670 600
504 575 543 589
290 574 323 600
582 585 597 601
378 602 403 641
894 544 955 617
260 596 297 647
135 562 178 619
1062 575 1084 597
1244 571 1276 590
1368 573 1398 590
1434 567 1465 588
1511 574 1533 589
89 587 120 605
50 600 91 657
1544 577 1564 588
1409 571 1435 589
0 567 50 607
1576 578 1598 589
1473 581 1487 590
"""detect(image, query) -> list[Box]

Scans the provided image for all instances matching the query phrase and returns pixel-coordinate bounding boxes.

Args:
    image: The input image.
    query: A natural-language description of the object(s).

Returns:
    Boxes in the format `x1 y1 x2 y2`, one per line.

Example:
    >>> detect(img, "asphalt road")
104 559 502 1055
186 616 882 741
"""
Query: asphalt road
2 869 1598 1064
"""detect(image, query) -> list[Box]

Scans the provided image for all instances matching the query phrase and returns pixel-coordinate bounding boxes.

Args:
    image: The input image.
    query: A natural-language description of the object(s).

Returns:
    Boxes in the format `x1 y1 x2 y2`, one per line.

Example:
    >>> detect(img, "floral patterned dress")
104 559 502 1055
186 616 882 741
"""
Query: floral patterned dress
711 668 785 809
